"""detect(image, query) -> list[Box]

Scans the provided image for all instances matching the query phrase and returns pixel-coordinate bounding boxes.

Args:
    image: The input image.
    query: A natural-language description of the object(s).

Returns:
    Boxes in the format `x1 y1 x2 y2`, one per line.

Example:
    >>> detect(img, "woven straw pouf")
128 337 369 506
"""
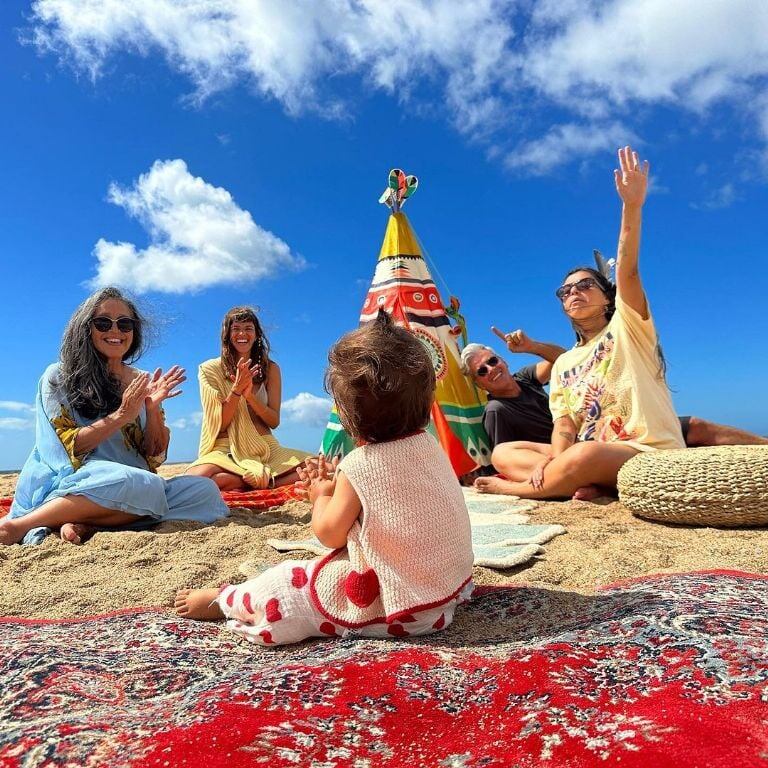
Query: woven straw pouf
617 445 768 527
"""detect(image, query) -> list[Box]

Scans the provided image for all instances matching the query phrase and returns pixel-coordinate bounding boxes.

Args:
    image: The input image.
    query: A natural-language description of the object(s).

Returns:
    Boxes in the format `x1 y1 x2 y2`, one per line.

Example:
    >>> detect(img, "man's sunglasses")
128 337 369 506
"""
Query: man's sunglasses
475 356 499 377
91 316 136 333
555 277 599 300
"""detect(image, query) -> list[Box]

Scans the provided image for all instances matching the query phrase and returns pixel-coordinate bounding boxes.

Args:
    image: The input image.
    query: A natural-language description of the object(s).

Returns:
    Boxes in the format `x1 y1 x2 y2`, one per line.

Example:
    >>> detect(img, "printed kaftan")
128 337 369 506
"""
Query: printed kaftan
9 363 228 545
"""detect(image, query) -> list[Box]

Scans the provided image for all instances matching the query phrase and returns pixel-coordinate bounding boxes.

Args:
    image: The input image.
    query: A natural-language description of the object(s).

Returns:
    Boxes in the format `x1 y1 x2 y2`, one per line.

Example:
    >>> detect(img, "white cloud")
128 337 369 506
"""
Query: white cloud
0 417 34 431
170 411 203 430
523 0 768 109
90 159 304 294
691 182 738 211
0 401 35 413
282 393 332 428
504 122 635 175
28 0 768 175
30 0 516 135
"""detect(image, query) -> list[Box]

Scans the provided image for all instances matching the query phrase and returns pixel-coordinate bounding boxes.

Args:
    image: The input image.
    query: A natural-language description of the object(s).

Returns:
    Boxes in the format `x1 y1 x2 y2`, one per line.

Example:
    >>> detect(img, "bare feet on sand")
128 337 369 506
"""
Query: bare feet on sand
175 588 225 621
572 485 615 502
473 476 519 495
0 517 25 546
60 523 95 545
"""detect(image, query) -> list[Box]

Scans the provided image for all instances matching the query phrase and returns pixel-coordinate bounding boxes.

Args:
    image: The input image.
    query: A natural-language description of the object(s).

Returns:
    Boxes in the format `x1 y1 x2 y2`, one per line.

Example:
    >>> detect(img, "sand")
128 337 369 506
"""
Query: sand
1 464 766 619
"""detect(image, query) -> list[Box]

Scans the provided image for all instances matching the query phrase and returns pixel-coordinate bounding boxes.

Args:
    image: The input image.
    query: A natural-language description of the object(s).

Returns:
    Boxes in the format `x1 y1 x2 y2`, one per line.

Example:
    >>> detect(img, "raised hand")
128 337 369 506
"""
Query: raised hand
492 326 534 354
117 372 151 423
614 145 649 208
145 365 186 410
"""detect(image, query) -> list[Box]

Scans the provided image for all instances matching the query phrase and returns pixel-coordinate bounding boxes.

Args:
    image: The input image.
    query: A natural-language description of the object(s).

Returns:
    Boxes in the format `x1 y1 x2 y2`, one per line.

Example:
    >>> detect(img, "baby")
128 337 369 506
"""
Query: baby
174 310 474 645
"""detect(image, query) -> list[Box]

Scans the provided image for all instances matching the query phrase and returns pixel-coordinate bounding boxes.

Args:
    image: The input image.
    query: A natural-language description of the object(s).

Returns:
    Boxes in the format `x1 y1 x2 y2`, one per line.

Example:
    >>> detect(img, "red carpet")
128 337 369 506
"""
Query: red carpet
1 571 766 767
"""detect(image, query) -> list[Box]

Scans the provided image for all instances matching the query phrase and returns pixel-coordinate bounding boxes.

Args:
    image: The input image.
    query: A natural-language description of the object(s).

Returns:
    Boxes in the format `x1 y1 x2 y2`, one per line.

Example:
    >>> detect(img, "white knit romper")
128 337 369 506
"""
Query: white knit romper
215 431 475 646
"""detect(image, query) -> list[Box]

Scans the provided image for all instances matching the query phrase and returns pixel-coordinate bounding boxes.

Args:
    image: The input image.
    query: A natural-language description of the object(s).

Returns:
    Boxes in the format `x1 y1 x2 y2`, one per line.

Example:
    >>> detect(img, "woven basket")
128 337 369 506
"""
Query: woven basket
617 445 768 527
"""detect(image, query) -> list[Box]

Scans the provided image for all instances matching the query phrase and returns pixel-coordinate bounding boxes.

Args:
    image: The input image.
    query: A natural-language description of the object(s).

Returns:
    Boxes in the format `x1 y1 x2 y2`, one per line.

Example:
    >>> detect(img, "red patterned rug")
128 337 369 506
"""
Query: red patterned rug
1 571 766 767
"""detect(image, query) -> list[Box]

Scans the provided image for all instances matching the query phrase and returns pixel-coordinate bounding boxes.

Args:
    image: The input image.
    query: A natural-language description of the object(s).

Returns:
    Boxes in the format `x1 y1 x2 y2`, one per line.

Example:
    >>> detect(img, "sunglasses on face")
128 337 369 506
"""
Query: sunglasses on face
475 356 499 378
91 316 136 333
555 277 599 300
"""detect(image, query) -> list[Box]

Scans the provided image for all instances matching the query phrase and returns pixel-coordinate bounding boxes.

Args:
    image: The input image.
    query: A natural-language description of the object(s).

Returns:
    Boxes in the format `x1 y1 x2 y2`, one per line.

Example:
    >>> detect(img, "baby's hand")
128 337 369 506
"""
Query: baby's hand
292 478 310 501
309 478 336 504
296 456 338 503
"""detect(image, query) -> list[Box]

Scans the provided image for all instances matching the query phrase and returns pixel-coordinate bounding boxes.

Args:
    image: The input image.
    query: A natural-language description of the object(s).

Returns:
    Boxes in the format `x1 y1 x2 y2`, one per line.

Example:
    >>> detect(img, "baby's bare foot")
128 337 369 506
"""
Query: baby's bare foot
174 588 225 621
60 523 95 545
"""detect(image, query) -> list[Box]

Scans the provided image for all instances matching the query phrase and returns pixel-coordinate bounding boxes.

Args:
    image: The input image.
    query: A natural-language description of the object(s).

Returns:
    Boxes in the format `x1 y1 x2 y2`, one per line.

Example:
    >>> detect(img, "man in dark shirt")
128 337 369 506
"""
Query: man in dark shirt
459 330 565 479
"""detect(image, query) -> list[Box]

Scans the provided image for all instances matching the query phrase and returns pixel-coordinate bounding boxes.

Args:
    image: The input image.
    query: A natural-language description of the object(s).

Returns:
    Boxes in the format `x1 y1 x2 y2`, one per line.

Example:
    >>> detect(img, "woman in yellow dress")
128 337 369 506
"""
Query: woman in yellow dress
186 307 311 490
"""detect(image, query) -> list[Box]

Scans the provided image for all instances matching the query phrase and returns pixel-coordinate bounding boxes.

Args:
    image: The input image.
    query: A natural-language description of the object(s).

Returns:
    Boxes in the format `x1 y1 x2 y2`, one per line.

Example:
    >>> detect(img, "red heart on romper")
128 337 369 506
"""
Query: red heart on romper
387 624 409 638
225 588 235 608
319 622 338 637
265 598 282 623
259 630 274 644
344 569 381 608
242 592 254 614
432 613 446 630
291 568 308 588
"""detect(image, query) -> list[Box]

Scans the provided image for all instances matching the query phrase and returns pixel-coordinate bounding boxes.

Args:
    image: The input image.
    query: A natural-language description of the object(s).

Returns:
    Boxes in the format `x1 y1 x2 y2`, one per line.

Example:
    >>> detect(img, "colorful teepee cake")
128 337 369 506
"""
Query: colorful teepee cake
321 170 490 475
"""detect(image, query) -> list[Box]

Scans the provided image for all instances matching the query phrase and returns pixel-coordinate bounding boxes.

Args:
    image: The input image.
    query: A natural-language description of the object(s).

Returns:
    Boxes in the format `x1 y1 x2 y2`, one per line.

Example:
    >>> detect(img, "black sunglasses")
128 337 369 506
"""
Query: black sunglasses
475 356 499 377
555 277 599 300
91 316 136 333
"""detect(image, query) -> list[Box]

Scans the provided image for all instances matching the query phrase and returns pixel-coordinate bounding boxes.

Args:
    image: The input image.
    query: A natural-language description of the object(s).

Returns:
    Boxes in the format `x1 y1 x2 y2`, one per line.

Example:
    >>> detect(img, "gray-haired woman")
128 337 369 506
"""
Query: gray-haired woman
1 287 227 546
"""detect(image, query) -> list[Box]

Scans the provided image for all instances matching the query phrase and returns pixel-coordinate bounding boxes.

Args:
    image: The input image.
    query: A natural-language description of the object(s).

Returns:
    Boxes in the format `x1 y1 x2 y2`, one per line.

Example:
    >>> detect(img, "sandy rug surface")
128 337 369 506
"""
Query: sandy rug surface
1 464 767 619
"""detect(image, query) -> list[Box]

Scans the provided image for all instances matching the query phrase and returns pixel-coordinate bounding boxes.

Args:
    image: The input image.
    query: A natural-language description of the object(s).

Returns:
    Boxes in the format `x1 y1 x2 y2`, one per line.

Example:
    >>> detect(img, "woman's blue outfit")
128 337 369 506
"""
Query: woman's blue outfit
9 363 228 545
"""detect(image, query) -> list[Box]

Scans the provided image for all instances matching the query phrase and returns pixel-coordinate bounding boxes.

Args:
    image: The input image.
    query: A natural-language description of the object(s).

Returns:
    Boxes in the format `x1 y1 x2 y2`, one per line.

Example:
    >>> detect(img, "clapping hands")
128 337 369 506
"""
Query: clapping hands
230 357 261 398
117 372 151 423
145 365 186 410
295 454 340 503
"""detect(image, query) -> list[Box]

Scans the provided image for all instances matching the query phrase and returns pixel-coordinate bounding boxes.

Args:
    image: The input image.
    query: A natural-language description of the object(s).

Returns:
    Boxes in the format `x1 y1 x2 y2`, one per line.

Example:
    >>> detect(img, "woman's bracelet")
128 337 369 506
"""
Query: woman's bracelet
231 390 242 398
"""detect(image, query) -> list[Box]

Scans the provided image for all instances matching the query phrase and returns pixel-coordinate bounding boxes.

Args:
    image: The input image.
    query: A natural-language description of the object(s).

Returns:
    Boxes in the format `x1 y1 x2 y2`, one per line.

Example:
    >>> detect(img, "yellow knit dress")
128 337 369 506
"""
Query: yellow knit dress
189 358 312 488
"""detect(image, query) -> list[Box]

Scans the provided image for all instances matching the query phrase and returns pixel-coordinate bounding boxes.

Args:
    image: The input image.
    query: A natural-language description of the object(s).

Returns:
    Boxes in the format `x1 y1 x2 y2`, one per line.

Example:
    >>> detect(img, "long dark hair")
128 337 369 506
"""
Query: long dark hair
562 266 667 380
220 306 270 385
59 287 146 419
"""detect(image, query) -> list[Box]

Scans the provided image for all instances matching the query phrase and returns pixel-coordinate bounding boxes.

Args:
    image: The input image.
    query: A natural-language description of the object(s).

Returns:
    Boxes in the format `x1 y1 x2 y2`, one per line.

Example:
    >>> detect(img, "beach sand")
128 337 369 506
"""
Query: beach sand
1 464 766 619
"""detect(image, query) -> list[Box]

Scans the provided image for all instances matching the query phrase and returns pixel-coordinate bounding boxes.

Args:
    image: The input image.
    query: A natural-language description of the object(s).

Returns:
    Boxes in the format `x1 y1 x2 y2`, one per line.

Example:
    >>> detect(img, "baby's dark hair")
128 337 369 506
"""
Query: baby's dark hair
325 310 436 444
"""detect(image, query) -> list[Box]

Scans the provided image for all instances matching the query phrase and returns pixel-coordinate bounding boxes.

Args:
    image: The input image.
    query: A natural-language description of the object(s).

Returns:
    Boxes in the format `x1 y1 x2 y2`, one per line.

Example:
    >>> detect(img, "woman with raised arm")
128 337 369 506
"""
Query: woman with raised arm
0 287 227 546
186 307 311 491
475 146 685 500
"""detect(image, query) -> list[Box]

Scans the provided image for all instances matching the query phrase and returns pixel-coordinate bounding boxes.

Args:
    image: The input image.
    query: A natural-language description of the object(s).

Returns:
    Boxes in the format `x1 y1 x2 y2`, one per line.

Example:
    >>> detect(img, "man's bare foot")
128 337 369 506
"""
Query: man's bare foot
474 476 520 496
0 517 25 546
572 485 615 502
174 588 225 621
60 523 95 545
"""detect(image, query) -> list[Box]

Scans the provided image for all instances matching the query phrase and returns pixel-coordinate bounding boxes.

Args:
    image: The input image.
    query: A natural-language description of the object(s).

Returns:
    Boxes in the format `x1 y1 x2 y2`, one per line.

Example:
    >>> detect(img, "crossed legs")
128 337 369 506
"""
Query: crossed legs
186 463 302 491
475 441 639 500
0 495 142 546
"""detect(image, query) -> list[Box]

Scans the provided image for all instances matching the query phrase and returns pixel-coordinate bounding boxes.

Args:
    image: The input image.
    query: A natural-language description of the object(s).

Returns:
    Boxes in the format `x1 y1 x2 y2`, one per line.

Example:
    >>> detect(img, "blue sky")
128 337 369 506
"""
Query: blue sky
1 0 767 470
